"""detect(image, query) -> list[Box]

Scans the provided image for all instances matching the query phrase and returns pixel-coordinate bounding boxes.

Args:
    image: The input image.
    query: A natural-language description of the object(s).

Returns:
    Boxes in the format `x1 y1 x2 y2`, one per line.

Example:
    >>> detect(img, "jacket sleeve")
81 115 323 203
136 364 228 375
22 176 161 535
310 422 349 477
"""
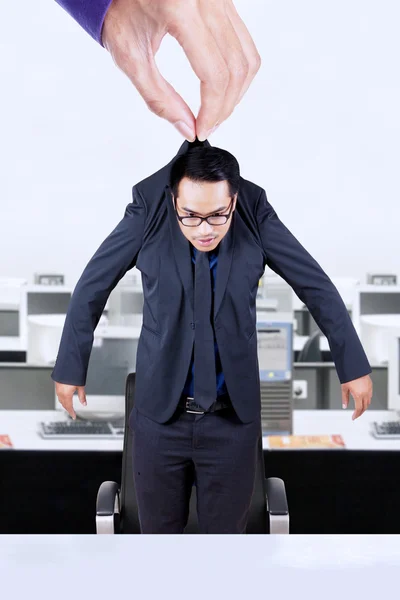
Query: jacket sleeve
54 0 113 45
255 188 371 384
51 187 147 386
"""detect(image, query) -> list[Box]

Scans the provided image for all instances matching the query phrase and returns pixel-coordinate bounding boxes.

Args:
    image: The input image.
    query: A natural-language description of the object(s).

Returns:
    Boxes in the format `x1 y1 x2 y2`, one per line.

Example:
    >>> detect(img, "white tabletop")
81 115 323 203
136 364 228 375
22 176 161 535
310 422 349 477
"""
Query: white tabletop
0 408 399 451
0 535 399 597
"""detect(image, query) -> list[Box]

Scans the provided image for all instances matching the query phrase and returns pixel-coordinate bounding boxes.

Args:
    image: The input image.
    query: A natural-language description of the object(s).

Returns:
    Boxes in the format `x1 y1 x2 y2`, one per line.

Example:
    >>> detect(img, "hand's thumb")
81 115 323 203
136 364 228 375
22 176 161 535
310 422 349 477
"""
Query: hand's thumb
342 387 349 409
77 387 87 406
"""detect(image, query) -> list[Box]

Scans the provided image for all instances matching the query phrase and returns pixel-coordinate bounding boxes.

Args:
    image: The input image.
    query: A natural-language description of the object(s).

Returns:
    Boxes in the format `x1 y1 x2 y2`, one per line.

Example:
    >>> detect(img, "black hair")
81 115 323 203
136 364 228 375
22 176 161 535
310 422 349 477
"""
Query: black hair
169 140 240 201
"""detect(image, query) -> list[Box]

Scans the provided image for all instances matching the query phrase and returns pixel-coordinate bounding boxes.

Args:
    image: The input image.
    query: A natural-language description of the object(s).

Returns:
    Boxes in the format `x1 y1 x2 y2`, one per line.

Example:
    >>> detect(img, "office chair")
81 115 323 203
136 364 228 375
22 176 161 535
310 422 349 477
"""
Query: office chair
297 330 323 362
96 372 289 534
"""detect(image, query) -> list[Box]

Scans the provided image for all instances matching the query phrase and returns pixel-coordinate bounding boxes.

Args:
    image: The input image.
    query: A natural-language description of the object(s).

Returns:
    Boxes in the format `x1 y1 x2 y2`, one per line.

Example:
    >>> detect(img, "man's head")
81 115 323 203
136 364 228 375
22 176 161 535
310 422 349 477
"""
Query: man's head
169 145 240 252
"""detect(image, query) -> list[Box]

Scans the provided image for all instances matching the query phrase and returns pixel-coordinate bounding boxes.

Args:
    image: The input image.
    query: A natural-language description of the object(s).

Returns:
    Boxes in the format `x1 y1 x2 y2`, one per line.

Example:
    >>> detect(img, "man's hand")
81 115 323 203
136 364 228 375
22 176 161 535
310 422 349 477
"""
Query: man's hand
101 0 261 142
341 374 373 420
55 382 87 420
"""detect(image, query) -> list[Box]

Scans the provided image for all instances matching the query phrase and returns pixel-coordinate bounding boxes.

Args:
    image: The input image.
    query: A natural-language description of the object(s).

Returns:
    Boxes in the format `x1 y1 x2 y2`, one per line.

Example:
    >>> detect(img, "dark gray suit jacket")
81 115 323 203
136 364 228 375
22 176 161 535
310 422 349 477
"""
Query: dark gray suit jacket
51 139 371 423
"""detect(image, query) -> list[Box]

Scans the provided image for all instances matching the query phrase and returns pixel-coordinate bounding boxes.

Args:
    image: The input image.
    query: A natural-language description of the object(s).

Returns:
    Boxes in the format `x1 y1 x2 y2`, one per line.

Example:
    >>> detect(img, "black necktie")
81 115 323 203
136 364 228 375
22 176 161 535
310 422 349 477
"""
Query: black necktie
193 250 217 410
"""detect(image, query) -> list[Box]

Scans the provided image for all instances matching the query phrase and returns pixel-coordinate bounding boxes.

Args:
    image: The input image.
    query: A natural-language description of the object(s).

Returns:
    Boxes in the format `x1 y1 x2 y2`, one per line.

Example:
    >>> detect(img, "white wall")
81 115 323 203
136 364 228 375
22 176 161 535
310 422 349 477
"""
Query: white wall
1 0 399 286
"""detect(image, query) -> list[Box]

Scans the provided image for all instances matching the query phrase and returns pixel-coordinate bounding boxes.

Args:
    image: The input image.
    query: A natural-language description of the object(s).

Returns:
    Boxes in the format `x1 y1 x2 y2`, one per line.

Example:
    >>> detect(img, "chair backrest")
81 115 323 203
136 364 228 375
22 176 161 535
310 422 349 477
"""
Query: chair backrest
119 372 269 533
297 330 322 362
119 372 141 533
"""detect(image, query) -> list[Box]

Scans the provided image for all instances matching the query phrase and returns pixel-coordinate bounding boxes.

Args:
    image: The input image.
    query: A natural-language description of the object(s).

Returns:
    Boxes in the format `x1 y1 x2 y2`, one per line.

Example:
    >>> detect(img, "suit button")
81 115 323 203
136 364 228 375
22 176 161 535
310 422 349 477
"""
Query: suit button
190 322 195 329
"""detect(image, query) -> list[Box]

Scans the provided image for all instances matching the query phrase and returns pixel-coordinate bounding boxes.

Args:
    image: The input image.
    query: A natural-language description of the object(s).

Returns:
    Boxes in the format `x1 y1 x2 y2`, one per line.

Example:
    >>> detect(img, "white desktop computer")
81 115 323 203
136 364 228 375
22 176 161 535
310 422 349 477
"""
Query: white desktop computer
257 275 294 324
53 331 139 421
0 277 28 348
370 332 400 439
359 314 400 365
257 320 293 435
388 334 400 411
26 313 139 420
27 313 107 365
107 283 143 327
352 284 400 336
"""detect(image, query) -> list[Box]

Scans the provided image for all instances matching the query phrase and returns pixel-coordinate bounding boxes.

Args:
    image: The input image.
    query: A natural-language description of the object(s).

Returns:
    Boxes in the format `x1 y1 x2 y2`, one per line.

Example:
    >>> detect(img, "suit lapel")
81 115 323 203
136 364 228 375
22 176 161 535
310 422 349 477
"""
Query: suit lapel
165 184 194 311
214 212 235 320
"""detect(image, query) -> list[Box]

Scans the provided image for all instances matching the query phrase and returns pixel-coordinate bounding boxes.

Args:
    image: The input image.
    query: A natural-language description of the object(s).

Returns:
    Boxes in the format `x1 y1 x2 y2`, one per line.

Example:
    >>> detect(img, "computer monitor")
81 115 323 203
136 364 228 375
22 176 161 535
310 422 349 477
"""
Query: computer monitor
352 284 400 335
256 276 293 323
26 313 139 420
27 313 107 364
26 287 72 315
54 332 140 420
359 314 400 365
388 334 400 411
0 278 28 349
107 284 143 327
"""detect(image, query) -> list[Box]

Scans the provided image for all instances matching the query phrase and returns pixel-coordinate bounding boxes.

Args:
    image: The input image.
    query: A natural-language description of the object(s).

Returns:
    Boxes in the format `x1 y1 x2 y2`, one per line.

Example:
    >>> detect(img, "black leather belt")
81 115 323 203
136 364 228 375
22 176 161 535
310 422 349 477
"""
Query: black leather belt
178 394 232 414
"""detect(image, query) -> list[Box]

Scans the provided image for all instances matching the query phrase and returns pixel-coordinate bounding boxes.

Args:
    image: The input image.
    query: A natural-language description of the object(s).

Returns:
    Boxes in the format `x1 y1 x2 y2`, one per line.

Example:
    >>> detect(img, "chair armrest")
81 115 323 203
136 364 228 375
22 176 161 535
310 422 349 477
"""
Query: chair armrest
265 477 289 534
96 481 120 534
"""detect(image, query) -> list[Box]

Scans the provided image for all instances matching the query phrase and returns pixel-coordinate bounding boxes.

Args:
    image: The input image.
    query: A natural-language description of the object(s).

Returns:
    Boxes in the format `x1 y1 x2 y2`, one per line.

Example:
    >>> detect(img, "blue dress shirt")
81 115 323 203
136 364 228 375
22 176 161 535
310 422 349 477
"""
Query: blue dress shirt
182 244 228 399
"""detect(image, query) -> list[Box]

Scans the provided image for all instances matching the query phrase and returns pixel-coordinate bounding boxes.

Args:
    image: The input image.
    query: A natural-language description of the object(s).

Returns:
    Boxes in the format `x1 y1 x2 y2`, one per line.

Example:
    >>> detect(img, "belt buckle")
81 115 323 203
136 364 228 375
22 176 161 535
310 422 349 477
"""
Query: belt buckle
185 397 205 414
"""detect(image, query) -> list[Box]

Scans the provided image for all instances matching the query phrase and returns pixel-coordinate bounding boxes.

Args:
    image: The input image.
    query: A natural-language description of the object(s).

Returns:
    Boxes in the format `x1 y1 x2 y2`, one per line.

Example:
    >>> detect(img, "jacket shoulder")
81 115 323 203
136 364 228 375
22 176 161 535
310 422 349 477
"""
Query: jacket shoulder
131 160 174 210
237 176 265 220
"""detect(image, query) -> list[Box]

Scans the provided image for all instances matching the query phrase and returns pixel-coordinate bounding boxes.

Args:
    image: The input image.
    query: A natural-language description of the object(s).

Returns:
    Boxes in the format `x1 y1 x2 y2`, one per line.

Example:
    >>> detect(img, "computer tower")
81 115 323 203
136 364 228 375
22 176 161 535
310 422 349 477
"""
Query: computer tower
257 321 293 435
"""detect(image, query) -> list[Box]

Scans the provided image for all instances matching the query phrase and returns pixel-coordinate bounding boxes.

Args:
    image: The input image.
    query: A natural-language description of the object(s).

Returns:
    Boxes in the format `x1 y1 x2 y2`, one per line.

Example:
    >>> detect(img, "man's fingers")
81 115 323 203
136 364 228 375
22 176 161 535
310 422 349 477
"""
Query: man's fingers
352 395 366 421
196 4 249 134
342 375 372 420
58 396 76 420
342 386 349 409
77 387 87 406
226 0 262 107
55 384 77 420
102 4 196 141
101 0 260 140
169 13 230 141
121 51 197 141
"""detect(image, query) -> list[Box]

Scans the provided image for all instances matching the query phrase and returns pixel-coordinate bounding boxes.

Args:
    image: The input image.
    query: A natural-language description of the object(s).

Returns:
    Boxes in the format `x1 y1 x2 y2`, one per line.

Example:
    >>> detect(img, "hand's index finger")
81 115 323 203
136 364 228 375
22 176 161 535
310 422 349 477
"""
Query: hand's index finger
171 15 228 140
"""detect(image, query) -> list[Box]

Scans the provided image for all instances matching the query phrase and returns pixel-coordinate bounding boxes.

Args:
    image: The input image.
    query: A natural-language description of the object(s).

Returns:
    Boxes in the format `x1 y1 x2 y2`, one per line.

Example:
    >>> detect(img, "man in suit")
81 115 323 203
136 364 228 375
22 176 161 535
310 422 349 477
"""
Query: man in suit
52 137 373 533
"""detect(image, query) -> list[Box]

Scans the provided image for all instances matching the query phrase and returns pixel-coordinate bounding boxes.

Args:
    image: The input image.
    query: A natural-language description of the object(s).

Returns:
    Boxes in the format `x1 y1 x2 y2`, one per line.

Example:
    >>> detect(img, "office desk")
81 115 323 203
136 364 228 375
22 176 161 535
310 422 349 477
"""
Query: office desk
0 408 398 450
0 336 26 362
1 409 400 533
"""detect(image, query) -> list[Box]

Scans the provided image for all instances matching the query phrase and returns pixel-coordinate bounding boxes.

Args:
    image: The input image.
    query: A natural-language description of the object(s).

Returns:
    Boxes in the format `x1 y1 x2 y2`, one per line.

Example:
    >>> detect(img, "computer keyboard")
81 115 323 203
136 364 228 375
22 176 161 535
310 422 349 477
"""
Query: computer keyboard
39 419 125 440
371 421 400 439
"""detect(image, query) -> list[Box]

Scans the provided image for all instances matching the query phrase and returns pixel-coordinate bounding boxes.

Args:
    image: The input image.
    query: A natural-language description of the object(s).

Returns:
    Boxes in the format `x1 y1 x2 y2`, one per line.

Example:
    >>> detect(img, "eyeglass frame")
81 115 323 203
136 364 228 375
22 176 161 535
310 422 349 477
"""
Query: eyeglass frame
173 196 236 227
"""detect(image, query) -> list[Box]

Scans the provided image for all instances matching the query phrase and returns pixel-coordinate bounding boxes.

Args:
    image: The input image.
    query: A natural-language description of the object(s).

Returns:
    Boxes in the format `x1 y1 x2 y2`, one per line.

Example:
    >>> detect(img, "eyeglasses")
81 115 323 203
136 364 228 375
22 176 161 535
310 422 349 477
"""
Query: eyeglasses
174 198 235 227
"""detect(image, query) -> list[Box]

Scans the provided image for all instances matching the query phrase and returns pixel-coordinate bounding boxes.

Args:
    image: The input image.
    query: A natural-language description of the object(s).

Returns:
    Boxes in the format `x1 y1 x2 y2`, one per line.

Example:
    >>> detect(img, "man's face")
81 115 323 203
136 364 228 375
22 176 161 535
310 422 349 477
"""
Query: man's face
172 177 237 253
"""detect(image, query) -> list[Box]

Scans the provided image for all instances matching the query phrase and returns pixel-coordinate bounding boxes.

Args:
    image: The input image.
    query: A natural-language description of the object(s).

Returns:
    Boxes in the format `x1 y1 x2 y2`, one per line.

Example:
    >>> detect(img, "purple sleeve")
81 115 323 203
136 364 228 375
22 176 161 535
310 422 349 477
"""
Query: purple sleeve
54 0 114 46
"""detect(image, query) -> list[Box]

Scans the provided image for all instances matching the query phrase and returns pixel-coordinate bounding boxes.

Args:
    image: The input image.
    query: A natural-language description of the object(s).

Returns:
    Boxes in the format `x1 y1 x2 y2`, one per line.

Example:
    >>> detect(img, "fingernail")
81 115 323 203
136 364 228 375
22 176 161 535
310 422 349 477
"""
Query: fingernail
83 401 87 406
342 403 346 409
174 120 196 142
